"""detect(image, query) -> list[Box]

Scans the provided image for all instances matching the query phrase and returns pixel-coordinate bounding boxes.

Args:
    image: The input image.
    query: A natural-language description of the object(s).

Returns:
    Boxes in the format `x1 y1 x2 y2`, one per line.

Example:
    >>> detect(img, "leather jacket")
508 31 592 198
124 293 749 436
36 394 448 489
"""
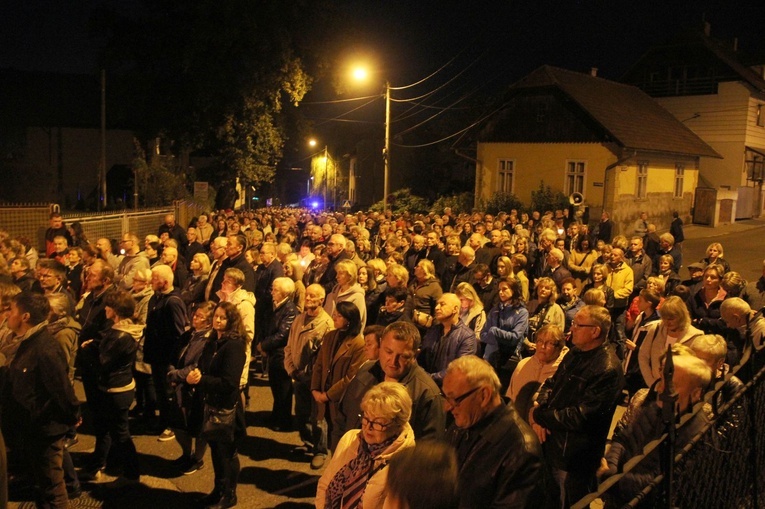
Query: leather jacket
533 343 625 473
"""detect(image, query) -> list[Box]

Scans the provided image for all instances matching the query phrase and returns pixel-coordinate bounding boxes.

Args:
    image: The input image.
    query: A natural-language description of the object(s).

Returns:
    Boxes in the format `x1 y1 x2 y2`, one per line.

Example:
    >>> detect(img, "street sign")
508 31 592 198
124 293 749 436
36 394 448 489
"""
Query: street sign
342 200 351 209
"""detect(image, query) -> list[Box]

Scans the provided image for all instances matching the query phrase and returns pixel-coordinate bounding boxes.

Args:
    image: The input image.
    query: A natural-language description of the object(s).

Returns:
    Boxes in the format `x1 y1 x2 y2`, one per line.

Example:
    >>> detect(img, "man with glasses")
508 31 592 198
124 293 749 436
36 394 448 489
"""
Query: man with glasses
319 233 351 296
443 355 549 509
204 237 228 301
332 321 444 447
529 305 625 508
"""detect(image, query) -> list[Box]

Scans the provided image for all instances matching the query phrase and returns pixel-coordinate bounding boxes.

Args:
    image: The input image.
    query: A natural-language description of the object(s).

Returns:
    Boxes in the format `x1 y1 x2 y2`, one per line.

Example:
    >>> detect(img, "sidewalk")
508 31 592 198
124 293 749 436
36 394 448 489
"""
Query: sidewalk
681 217 765 240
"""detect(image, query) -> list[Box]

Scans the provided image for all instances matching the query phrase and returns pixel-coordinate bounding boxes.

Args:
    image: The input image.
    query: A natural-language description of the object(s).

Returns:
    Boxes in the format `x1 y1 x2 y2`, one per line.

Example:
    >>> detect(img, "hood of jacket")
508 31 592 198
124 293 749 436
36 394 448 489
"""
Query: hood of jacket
132 286 154 300
113 319 145 341
47 316 82 336
335 283 365 300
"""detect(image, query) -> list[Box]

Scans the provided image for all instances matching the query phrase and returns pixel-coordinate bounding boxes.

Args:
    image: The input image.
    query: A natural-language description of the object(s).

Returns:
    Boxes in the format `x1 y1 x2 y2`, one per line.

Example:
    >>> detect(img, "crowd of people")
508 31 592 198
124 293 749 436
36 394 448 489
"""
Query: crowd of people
0 205 763 509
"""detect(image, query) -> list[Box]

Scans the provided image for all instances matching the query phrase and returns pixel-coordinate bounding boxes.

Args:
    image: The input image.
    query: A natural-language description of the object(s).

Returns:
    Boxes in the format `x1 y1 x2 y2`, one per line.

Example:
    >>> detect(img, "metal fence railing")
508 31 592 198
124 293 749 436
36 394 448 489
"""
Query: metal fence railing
1 200 209 252
574 347 765 509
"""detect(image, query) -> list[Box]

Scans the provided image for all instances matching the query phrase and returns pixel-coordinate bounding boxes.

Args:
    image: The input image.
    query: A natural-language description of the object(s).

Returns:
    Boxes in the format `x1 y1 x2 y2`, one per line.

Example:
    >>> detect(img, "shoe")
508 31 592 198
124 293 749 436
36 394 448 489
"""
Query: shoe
310 454 326 470
199 488 223 506
79 466 104 482
157 429 176 442
102 476 141 489
172 455 191 467
206 491 237 509
183 459 205 475
64 435 79 449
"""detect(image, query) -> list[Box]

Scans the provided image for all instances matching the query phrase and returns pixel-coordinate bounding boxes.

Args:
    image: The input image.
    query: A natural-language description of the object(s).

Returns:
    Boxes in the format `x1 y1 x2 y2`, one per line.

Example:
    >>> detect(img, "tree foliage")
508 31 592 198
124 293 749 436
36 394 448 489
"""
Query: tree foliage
370 188 429 215
92 0 332 192
482 192 525 215
530 181 569 214
431 192 474 215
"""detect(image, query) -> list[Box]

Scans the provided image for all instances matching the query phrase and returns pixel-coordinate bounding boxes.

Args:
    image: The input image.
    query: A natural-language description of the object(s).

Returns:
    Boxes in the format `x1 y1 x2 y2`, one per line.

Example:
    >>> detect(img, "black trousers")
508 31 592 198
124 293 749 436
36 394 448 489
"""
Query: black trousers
91 389 140 479
267 353 293 428
151 363 172 429
26 434 68 509
209 438 239 494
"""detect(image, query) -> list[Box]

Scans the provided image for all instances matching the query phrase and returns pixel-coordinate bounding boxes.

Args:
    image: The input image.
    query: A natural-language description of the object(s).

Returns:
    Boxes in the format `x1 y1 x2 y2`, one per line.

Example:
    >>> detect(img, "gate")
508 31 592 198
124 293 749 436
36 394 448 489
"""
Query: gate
693 187 716 225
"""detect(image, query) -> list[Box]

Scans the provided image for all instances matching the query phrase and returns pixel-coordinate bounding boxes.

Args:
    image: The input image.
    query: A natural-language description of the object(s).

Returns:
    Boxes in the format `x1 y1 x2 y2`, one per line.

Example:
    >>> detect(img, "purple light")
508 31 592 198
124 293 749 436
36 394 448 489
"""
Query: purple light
311 201 320 209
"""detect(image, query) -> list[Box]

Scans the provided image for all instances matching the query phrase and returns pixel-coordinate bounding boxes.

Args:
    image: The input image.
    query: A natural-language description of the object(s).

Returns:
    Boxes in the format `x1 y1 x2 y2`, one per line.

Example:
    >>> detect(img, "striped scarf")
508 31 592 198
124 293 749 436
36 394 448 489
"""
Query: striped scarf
325 433 396 509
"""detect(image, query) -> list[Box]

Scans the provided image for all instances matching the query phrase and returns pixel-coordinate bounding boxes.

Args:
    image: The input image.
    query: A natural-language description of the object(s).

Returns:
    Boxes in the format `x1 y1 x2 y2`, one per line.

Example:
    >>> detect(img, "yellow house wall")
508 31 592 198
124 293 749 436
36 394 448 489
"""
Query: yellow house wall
476 142 616 207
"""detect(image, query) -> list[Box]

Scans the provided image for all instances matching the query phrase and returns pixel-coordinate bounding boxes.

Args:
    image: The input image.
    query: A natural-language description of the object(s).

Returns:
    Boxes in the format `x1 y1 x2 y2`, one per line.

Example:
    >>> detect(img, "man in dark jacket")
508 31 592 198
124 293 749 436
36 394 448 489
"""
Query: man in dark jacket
424 230 447 282
212 234 256 298
530 305 625 507
333 321 445 447
257 277 298 431
318 234 350 295
3 292 80 508
10 256 43 294
444 356 552 509
419 293 476 386
254 242 284 344
144 264 187 439
45 212 72 258
157 214 188 258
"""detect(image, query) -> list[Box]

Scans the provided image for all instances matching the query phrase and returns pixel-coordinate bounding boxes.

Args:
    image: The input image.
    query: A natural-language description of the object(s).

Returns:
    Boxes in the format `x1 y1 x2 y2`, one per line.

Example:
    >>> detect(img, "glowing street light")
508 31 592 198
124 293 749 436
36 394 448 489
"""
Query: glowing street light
352 66 391 213
308 138 329 209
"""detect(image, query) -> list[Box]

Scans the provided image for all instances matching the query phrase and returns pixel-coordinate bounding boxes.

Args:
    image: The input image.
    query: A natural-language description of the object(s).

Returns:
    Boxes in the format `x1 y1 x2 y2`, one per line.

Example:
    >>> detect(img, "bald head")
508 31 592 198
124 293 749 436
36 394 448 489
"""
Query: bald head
435 293 461 325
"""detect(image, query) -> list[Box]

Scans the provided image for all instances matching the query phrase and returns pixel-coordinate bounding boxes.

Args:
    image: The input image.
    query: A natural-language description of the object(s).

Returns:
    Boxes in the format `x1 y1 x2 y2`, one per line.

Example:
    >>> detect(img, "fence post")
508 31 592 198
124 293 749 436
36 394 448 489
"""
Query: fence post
659 346 678 509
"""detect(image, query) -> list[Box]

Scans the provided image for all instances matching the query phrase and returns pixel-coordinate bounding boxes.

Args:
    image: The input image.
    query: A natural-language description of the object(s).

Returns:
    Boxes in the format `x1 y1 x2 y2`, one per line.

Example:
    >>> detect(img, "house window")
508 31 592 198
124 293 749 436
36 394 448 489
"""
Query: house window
674 164 685 198
636 161 648 199
497 159 514 194
565 161 585 195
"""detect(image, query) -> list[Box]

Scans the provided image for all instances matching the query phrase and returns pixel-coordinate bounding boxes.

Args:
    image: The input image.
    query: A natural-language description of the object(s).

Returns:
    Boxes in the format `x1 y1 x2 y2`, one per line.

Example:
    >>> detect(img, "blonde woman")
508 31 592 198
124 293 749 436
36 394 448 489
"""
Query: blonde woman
324 259 368 329
701 242 730 274
455 282 487 348
524 277 565 355
581 263 615 310
495 256 514 279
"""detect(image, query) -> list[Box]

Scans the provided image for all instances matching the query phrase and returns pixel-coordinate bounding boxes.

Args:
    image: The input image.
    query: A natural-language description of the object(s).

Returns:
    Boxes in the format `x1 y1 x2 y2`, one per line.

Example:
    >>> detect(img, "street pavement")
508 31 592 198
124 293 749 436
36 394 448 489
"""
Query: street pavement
9 218 765 509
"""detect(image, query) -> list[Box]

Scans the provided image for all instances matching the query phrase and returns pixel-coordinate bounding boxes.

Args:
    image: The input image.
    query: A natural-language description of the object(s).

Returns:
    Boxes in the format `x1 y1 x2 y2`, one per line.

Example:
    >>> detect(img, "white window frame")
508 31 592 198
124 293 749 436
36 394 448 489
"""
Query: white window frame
497 159 515 194
674 164 685 198
565 160 586 196
636 161 648 199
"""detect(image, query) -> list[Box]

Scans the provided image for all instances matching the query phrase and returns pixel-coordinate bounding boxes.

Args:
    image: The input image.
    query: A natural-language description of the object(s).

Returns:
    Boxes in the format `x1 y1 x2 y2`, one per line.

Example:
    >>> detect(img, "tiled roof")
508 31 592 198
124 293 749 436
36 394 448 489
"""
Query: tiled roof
511 65 721 158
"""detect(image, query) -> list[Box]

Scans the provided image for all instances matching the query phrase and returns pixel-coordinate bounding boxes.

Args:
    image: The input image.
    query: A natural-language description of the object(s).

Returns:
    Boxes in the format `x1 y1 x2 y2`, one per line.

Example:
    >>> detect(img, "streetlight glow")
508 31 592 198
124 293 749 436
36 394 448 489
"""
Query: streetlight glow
308 139 317 147
352 67 368 82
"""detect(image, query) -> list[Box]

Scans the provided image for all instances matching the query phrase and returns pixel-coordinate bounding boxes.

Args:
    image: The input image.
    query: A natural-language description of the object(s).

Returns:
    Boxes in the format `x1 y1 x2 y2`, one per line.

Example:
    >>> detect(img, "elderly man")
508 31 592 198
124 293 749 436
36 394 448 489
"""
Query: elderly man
258 277 298 431
444 356 549 509
607 247 634 355
318 233 351 295
655 232 682 275
531 228 558 288
530 305 625 507
627 236 652 298
218 267 256 386
185 227 205 267
96 237 121 270
160 245 188 289
600 355 711 507
283 284 334 467
210 234 255 301
205 236 228 301
721 297 765 371
116 232 150 290
3 292 81 508
49 235 69 264
157 213 188 258
333 321 445 446
144 265 187 441
255 242 284 343
195 214 214 246
419 293 476 386
446 246 476 293
544 248 572 291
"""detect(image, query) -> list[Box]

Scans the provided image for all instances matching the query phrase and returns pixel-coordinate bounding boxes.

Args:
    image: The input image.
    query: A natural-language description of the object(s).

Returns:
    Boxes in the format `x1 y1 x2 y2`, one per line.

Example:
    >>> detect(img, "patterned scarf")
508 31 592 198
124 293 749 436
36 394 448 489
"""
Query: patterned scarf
325 432 396 509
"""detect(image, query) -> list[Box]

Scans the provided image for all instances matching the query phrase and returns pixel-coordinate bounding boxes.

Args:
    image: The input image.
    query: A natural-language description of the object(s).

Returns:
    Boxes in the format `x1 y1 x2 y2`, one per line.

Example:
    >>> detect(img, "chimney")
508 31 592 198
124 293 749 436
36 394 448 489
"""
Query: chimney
703 21 711 36
590 67 598 77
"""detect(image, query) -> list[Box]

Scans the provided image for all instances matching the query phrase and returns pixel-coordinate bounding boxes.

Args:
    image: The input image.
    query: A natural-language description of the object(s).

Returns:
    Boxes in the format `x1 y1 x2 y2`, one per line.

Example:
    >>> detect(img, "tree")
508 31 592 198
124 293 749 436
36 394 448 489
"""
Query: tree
91 0 333 196
531 181 569 214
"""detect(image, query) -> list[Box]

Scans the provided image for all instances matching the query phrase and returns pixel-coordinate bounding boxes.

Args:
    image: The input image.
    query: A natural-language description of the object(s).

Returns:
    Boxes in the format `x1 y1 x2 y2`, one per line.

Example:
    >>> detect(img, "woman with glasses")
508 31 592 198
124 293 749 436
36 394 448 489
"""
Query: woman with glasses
316 382 415 509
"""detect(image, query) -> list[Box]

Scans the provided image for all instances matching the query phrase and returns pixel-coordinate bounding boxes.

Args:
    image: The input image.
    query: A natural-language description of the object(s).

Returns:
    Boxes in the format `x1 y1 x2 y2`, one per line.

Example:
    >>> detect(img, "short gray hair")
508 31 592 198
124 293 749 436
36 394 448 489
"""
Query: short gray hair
446 356 500 396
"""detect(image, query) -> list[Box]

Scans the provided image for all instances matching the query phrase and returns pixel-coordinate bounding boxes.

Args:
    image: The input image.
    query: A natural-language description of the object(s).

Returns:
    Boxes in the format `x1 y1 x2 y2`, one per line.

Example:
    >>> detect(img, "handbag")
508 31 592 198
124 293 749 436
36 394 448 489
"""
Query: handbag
201 404 236 442
413 309 434 328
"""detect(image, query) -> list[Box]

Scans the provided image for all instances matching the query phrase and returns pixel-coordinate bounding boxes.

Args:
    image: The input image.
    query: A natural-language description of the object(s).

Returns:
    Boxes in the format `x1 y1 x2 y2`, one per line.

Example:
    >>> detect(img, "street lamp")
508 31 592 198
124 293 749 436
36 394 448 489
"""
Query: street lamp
352 66 391 213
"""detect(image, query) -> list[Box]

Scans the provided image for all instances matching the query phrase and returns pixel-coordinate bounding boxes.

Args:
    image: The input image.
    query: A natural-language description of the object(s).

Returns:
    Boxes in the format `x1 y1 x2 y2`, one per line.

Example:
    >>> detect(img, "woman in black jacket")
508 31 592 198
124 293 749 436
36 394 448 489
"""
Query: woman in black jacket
80 289 143 484
186 301 247 509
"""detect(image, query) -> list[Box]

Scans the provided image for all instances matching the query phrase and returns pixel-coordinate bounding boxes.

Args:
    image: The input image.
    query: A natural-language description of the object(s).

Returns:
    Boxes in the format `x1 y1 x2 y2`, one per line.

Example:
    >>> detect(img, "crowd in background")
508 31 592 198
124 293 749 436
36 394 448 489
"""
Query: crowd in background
0 205 763 509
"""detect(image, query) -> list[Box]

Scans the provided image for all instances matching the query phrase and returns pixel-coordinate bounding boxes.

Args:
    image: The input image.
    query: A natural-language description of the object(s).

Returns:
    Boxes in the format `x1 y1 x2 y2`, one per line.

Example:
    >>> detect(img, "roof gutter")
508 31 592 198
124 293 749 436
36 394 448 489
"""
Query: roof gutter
454 148 482 209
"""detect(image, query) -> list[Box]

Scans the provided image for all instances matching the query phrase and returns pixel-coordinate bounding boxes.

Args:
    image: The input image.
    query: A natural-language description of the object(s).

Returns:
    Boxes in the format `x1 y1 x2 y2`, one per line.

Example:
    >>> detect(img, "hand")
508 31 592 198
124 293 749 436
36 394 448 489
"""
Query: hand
532 423 550 444
625 339 637 351
81 339 94 348
186 368 202 385
312 390 328 403
596 457 611 479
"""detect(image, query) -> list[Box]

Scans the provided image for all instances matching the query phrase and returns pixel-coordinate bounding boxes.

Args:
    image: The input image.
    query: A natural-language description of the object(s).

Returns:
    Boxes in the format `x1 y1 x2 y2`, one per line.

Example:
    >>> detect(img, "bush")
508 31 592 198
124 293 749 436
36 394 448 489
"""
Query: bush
530 181 568 214
483 192 525 216
370 188 430 215
431 192 473 215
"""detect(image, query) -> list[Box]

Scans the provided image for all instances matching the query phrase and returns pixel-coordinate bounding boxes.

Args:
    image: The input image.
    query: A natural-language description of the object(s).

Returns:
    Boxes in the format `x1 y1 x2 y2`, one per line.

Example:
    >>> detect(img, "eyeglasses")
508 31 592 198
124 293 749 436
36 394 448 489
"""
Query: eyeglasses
571 322 599 330
536 340 560 348
358 414 391 432
441 386 481 408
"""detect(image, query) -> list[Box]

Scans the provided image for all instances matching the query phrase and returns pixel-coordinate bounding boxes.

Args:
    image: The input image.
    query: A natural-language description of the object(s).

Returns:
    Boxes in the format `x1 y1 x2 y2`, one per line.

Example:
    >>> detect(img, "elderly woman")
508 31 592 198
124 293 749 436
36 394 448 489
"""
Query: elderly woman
46 293 81 384
687 264 727 335
409 259 443 335
181 252 211 317
638 295 704 387
324 259 368 330
701 242 730 274
186 302 247 509
581 263 615 309
524 277 565 356
507 324 568 418
311 301 366 460
167 301 215 475
316 382 415 509
656 254 681 296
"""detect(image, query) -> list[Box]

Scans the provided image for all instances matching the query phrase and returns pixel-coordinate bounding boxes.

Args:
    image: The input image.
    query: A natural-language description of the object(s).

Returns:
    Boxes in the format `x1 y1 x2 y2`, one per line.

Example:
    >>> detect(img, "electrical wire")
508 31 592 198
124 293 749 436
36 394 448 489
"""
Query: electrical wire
388 36 477 91
300 94 381 105
311 96 382 127
394 85 483 137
